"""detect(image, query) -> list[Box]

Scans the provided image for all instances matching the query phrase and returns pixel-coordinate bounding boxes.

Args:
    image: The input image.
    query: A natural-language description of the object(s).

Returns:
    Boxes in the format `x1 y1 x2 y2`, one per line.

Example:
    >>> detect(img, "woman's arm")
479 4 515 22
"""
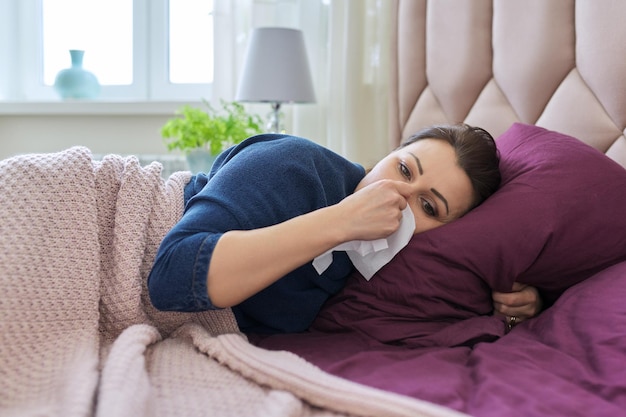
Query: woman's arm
207 179 413 308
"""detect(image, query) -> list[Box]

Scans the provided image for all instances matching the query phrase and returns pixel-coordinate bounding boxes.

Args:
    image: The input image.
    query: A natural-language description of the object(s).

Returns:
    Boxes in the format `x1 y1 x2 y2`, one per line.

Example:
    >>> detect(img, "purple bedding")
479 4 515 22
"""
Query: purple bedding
252 125 626 416
254 261 626 416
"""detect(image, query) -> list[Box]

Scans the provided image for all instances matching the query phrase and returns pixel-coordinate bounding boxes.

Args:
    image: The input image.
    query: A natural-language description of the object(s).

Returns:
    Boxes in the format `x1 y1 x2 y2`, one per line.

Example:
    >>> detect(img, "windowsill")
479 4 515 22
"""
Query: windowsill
0 100 203 116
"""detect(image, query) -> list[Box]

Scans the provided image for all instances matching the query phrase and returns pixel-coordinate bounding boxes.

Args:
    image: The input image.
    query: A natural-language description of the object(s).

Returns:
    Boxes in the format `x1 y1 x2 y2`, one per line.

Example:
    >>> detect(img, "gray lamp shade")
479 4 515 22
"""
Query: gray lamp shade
236 27 316 104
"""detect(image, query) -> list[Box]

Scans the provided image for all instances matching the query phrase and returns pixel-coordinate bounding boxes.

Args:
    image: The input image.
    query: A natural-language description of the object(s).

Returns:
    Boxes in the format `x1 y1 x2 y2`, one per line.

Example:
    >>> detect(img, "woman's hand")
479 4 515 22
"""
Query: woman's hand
336 180 412 241
492 282 543 326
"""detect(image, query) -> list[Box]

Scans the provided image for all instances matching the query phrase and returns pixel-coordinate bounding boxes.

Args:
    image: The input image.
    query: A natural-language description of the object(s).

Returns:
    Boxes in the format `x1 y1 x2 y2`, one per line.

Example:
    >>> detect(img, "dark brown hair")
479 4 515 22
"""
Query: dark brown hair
401 124 501 209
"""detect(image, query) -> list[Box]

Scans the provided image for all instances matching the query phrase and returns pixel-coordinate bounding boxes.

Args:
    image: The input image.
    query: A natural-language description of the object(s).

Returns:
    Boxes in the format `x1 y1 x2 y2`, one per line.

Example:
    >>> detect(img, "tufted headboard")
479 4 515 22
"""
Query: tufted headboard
389 0 626 168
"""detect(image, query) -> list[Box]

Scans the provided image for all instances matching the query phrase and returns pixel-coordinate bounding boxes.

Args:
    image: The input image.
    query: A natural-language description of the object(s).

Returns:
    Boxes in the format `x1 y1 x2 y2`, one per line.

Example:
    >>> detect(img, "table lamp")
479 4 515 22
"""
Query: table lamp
235 27 316 133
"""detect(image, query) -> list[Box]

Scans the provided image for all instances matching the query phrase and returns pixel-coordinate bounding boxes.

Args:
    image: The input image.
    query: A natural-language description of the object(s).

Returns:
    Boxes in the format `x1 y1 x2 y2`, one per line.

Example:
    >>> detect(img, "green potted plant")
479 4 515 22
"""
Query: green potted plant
161 99 264 172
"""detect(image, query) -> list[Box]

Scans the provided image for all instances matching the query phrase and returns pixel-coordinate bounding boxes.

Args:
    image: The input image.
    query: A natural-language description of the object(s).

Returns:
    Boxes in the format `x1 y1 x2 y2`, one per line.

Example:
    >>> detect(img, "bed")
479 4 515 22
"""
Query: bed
1 1 625 416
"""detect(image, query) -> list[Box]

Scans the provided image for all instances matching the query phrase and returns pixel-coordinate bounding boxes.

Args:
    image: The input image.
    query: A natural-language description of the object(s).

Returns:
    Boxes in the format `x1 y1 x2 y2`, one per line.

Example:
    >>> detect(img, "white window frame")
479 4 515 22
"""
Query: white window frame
1 0 213 102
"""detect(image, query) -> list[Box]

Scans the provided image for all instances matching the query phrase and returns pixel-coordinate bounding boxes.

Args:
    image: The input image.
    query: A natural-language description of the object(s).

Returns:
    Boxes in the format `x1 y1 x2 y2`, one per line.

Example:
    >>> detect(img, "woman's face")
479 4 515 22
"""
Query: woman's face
355 138 474 234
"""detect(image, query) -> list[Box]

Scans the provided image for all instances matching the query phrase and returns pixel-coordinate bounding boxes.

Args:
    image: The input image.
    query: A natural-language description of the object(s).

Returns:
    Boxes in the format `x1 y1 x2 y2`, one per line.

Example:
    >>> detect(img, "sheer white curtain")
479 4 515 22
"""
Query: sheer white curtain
212 0 391 167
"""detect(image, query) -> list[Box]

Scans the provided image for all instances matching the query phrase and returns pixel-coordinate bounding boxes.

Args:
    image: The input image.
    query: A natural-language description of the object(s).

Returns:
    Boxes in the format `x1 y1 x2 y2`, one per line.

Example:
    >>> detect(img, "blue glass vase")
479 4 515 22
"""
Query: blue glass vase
54 50 101 100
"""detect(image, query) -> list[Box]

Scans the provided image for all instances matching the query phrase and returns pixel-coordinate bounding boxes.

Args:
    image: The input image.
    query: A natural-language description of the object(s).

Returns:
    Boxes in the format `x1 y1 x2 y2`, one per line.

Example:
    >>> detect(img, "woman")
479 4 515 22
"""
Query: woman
148 124 539 333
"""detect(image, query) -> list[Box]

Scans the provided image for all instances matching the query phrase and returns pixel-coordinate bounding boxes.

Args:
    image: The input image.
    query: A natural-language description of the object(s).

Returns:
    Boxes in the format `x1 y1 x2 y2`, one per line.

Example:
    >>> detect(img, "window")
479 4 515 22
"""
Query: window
42 0 134 86
0 0 214 101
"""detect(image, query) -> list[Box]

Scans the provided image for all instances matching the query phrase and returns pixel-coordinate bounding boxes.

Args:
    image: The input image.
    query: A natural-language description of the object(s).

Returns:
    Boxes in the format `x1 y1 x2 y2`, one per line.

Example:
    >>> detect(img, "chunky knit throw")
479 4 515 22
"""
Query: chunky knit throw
0 147 463 417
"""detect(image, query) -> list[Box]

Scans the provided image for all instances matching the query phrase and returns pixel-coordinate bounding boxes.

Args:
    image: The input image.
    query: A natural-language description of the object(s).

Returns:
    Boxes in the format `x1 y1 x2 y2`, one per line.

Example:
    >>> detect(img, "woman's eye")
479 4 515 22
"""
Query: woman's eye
420 198 437 217
399 162 411 179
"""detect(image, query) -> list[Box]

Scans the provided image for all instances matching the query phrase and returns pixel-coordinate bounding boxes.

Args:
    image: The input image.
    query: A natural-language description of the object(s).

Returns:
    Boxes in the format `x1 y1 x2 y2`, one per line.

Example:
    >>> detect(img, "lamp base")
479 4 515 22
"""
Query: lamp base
266 102 283 133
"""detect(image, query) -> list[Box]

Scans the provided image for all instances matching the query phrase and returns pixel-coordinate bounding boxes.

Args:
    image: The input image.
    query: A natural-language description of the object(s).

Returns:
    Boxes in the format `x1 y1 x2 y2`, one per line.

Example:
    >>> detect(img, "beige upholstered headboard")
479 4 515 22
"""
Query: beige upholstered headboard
389 0 626 168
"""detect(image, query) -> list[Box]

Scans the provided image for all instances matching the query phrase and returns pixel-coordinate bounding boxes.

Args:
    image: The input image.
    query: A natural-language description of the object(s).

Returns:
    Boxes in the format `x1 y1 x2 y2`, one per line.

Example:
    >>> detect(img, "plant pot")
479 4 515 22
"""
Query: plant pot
186 149 217 174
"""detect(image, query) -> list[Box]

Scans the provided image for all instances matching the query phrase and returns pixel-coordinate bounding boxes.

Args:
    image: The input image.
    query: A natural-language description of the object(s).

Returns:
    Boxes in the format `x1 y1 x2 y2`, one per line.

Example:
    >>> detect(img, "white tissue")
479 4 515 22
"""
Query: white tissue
312 205 415 281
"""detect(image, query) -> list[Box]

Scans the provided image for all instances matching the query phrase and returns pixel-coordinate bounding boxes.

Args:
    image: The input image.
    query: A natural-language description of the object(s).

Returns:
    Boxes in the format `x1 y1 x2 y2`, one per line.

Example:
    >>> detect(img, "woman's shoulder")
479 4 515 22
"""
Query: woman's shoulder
218 134 340 166
242 133 324 152
210 134 365 185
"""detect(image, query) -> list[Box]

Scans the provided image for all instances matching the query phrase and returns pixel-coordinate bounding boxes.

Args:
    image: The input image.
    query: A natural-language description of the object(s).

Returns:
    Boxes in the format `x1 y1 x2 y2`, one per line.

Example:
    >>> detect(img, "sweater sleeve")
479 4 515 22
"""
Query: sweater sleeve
147 134 365 331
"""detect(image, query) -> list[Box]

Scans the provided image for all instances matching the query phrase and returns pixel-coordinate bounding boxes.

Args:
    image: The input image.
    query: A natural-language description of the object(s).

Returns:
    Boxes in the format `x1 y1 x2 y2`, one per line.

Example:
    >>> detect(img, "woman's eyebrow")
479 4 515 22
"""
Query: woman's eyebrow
430 188 449 215
408 152 423 175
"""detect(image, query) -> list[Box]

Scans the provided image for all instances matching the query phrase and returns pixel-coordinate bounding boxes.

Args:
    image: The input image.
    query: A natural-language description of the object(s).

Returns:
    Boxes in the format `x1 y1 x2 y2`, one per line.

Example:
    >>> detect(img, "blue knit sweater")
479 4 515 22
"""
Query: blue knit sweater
148 134 365 334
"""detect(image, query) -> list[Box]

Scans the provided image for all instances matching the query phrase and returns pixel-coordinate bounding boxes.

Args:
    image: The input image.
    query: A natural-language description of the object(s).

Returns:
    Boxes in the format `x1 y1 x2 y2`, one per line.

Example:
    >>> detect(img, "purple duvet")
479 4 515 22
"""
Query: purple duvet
253 260 626 417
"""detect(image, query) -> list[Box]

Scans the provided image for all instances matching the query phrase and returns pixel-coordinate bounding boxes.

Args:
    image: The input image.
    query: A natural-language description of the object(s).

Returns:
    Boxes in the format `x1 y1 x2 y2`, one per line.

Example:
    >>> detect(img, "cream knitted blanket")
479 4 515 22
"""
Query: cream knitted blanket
0 147 465 417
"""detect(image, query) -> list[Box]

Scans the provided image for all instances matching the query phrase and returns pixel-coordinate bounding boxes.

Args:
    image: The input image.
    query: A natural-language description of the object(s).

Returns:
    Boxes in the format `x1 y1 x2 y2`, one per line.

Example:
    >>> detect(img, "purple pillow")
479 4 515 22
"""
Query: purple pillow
313 123 626 343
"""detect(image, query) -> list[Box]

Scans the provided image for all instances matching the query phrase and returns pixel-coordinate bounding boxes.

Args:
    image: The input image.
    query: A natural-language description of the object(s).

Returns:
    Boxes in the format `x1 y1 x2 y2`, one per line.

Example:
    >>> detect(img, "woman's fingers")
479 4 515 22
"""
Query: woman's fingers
492 283 543 323
340 180 409 240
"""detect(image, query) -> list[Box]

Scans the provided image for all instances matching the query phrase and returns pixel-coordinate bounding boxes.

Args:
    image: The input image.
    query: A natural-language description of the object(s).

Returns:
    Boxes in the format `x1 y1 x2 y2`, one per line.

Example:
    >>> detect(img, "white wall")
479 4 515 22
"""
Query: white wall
0 114 172 159
0 100 208 159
